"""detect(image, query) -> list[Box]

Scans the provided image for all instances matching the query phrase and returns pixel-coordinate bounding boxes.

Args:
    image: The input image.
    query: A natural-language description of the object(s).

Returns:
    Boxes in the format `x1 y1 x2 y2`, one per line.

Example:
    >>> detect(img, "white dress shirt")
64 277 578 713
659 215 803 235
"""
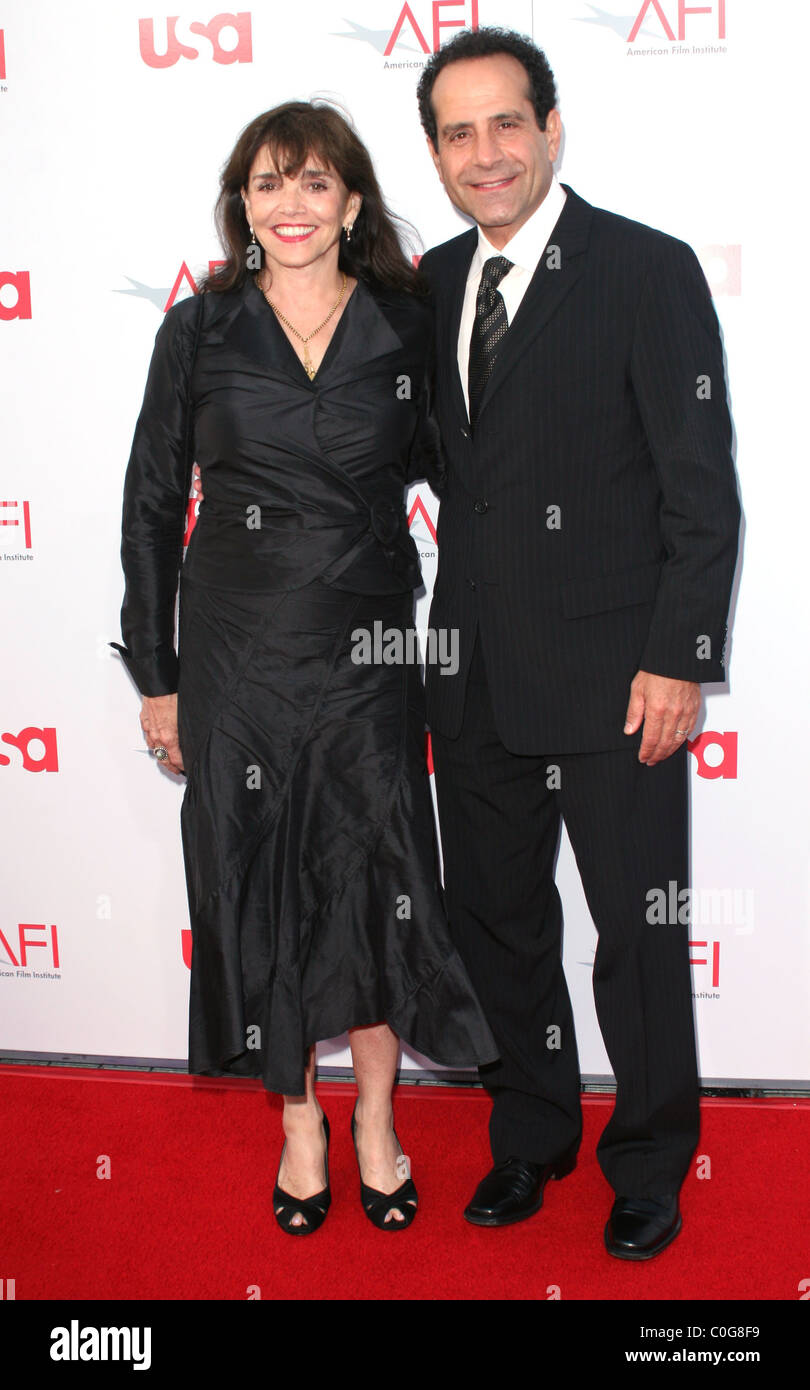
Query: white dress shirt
457 175 567 418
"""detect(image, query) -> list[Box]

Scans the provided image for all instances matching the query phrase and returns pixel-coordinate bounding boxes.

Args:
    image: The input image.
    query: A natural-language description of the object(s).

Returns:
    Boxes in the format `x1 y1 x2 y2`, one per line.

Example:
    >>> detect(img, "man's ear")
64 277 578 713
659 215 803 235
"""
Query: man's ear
544 109 563 165
427 135 444 184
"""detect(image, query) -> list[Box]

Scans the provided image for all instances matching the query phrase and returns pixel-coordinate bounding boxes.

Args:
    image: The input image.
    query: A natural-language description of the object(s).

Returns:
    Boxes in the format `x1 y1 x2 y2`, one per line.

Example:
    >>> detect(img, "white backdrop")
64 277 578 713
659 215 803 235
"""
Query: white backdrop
2 0 809 1086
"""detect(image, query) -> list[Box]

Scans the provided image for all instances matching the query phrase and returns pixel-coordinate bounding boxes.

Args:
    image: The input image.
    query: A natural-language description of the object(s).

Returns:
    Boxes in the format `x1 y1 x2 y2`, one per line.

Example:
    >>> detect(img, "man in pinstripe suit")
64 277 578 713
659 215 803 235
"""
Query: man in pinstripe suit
416 28 740 1257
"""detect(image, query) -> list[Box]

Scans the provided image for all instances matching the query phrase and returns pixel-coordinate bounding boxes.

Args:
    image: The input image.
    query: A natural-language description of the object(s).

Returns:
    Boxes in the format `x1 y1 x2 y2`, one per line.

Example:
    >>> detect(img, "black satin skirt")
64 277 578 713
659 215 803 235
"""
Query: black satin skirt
176 575 498 1094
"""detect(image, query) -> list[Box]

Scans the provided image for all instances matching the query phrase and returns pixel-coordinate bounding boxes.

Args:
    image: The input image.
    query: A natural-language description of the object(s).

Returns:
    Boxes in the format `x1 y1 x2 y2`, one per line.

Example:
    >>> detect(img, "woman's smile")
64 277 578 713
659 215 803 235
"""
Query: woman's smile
271 224 317 242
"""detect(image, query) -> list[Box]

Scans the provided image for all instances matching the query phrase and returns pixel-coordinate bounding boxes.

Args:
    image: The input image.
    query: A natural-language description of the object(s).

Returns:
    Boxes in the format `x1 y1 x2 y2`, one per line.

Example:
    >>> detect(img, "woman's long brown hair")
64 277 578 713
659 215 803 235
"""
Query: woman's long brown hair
198 100 425 296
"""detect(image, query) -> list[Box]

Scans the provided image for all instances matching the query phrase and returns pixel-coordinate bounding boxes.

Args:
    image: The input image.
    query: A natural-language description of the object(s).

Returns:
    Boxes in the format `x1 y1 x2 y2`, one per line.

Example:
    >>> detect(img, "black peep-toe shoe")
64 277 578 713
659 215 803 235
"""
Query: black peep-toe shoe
273 1113 331 1235
351 1102 418 1231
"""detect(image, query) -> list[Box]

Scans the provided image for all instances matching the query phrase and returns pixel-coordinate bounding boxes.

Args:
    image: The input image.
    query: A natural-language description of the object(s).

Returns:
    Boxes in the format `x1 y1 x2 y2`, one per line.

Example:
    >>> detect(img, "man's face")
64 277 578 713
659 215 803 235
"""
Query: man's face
427 53 561 250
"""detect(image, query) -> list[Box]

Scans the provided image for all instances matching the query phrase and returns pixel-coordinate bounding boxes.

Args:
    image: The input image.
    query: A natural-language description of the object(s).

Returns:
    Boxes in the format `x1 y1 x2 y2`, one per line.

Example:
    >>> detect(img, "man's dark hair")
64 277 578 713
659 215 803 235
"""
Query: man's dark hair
416 27 557 146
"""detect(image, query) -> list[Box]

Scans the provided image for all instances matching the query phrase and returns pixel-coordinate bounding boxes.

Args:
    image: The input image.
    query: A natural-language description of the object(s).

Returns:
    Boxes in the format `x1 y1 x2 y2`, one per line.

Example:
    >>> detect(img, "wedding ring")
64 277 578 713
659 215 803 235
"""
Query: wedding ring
153 746 169 761
675 730 688 737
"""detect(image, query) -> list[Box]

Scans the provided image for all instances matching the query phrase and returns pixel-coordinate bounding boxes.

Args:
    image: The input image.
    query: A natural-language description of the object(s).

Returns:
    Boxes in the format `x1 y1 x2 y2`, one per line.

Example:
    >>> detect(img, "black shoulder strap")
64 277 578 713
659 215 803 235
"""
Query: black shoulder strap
183 289 205 492
177 290 205 569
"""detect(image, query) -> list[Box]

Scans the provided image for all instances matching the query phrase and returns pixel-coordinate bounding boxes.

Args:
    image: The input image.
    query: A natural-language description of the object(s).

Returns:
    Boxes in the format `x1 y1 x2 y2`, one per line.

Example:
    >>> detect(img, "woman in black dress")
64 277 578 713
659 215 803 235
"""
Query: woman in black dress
113 101 497 1234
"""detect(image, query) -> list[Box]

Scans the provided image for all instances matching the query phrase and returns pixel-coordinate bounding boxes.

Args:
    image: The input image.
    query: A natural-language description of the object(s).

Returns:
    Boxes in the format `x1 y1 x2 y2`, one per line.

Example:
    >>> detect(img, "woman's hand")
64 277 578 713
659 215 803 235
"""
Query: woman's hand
140 693 184 776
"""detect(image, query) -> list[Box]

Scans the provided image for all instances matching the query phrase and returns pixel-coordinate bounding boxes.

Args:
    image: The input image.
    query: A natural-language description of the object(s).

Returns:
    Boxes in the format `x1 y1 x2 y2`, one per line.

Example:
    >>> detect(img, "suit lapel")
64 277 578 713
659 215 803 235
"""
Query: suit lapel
321 281 404 389
475 186 593 422
220 275 305 379
427 227 477 425
442 229 477 425
220 276 403 387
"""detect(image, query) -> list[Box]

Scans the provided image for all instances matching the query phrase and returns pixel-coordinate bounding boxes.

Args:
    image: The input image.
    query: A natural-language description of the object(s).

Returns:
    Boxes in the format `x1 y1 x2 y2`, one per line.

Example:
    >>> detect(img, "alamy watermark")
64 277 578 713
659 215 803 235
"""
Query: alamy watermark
351 622 458 675
646 881 754 934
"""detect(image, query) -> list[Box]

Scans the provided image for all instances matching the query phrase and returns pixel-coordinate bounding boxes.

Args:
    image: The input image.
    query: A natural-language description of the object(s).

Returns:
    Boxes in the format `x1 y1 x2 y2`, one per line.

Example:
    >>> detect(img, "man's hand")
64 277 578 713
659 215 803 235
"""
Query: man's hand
624 671 700 766
192 463 203 500
140 693 184 776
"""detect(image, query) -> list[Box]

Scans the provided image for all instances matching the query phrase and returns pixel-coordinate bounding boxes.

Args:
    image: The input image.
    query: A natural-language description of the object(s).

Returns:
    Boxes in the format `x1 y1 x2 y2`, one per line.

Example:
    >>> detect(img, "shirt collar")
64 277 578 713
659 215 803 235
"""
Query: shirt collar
473 175 567 276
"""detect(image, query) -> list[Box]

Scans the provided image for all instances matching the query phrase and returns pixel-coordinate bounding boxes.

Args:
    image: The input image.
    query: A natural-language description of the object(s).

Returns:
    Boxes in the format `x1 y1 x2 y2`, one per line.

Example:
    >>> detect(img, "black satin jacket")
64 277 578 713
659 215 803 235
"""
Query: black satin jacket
112 275 445 696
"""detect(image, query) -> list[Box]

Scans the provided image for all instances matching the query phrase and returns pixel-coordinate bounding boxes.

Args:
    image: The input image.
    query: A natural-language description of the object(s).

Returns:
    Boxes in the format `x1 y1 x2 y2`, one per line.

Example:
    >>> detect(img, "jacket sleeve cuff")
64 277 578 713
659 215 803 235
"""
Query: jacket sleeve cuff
109 641 179 696
638 623 730 683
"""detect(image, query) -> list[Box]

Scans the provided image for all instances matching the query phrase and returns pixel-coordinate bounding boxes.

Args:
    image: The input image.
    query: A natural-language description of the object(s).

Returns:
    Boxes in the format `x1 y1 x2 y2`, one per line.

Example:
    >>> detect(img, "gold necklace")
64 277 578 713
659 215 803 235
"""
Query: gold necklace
256 272 348 381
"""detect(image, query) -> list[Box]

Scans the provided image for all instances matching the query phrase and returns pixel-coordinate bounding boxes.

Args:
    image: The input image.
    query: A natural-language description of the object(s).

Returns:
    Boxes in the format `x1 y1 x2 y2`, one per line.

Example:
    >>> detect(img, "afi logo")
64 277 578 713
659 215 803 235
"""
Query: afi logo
0 923 60 968
0 499 32 548
629 0 726 42
139 12 253 67
385 1 478 56
0 271 32 321
0 727 59 772
688 731 737 780
408 494 437 544
184 494 200 547
690 938 720 988
165 260 225 311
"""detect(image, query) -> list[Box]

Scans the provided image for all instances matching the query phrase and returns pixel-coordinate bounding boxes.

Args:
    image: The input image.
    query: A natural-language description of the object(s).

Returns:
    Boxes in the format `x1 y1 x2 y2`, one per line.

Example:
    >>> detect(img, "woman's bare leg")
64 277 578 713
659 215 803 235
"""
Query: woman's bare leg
349 1022 415 1224
277 1046 327 1229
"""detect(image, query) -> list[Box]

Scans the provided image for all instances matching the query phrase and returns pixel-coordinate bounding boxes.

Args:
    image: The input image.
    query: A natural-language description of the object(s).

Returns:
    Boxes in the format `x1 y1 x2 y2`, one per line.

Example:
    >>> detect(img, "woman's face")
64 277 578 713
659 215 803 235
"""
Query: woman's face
242 145 361 276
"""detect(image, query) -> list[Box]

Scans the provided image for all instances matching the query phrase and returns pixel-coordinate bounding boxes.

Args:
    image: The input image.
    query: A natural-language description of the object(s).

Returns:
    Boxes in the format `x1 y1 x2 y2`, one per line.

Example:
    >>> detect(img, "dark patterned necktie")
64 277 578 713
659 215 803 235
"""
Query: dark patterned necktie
468 255 513 427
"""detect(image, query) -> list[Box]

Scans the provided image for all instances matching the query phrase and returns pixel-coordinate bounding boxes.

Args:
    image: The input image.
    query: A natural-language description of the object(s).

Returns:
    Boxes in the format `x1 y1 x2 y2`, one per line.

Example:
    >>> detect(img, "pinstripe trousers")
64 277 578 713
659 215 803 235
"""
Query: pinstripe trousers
431 631 700 1196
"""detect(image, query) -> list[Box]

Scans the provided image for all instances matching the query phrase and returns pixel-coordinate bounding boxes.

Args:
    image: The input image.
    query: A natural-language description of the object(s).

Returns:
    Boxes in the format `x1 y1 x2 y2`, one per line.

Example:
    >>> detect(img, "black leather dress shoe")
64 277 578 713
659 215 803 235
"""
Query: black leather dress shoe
464 1149 576 1227
604 1194 681 1260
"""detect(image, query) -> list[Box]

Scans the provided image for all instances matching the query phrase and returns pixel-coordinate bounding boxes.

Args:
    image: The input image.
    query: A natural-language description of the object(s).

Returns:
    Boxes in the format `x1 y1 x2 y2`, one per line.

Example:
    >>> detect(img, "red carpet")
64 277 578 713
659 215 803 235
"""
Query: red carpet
1 1065 808 1301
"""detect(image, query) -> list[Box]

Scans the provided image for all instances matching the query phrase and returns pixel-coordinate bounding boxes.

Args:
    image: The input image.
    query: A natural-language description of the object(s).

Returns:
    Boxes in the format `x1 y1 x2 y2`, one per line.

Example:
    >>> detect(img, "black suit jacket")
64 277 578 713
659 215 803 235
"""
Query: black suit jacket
419 184 741 754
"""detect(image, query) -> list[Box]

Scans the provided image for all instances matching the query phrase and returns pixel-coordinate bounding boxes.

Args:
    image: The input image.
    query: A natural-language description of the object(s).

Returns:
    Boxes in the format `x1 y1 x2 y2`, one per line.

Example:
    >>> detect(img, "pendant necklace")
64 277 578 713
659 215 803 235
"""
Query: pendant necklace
256 272 347 381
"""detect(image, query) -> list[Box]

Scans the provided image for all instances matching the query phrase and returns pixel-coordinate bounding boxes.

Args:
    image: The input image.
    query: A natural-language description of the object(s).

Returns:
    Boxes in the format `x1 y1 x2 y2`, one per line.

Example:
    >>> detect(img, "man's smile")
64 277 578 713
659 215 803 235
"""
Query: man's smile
467 175 519 191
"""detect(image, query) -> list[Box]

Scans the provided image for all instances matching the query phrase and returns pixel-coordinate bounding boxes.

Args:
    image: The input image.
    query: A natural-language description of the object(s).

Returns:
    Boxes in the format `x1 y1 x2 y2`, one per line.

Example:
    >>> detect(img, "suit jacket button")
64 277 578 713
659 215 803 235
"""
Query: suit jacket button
474 499 488 513
466 578 476 590
460 426 470 439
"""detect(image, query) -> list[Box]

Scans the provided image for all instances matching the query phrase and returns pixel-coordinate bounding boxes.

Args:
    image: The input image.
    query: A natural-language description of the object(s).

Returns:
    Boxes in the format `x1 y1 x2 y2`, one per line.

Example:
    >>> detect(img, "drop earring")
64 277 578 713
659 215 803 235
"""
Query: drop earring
343 222 353 243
